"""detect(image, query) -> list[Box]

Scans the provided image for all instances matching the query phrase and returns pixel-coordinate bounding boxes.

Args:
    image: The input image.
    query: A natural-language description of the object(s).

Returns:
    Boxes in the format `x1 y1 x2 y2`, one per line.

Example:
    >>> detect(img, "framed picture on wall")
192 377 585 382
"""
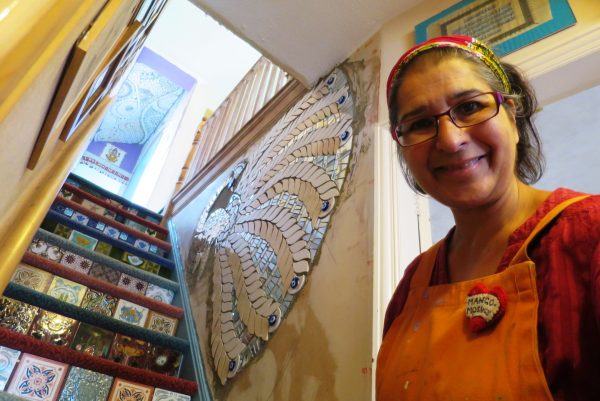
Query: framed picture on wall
28 0 141 169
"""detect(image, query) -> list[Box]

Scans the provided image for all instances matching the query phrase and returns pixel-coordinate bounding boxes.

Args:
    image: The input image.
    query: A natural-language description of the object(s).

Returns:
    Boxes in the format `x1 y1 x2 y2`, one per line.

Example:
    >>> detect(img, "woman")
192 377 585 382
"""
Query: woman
377 35 600 401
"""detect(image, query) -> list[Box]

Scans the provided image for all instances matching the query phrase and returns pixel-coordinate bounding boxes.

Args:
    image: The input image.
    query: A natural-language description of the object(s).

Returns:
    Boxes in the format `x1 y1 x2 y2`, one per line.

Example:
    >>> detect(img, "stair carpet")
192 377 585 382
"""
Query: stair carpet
0 176 197 401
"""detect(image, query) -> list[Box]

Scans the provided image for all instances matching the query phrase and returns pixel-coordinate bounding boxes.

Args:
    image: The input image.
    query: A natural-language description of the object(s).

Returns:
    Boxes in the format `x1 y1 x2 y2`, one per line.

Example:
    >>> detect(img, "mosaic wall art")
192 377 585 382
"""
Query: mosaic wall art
145 311 178 336
80 289 118 316
7 353 68 401
145 284 174 304
29 311 78 347
46 277 87 306
186 69 354 384
113 299 149 327
0 297 39 334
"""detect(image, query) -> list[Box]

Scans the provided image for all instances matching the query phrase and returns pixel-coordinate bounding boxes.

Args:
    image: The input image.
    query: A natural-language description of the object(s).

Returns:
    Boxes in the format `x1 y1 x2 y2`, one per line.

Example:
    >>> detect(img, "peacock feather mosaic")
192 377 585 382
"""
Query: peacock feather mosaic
187 69 355 385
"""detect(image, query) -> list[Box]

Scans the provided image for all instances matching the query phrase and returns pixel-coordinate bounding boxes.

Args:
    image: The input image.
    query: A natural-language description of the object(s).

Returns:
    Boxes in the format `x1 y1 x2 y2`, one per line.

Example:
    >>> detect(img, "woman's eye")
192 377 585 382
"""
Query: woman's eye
454 101 483 116
405 118 434 133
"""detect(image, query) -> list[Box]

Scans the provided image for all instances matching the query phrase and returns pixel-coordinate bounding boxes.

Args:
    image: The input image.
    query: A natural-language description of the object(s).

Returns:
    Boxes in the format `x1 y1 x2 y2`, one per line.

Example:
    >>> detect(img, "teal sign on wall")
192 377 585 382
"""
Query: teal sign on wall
415 0 576 56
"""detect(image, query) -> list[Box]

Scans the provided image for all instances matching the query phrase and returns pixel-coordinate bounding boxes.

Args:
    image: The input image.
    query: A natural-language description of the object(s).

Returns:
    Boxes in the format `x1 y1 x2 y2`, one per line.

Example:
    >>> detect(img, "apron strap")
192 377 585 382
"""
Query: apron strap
410 240 443 289
510 195 589 265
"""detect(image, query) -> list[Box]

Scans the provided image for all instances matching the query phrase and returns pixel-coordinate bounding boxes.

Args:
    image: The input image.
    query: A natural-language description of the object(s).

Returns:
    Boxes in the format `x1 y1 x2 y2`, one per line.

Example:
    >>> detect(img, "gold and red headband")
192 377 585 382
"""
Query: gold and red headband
386 35 511 106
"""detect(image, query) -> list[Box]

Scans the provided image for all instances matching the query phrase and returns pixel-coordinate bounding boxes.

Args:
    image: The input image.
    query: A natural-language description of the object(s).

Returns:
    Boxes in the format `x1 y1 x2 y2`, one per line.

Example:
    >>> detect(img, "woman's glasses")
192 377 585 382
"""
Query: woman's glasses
394 91 506 147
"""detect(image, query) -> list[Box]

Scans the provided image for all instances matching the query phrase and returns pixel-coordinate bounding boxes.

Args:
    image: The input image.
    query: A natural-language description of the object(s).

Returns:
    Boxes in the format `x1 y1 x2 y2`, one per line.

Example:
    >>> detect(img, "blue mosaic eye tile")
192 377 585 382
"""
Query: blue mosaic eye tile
64 208 74 217
95 221 106 231
0 346 21 391
149 244 158 254
151 388 191 401
71 212 89 225
58 366 113 401
103 225 120 239
134 239 149 251
6 353 68 401
118 232 129 241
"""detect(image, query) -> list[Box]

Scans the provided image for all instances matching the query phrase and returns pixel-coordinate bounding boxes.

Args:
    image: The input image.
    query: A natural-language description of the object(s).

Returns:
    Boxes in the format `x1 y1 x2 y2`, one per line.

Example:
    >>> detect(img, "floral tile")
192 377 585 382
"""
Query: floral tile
70 322 114 358
94 241 113 255
145 284 174 304
0 346 21 391
103 225 120 239
146 345 182 377
71 211 89 226
53 224 73 240
151 388 191 401
81 199 107 216
0 297 39 334
108 378 153 401
59 251 93 274
89 263 121 285
11 263 53 292
68 230 98 250
145 311 178 336
46 276 87 306
58 366 113 401
80 289 118 316
108 335 149 369
117 273 148 295
113 299 148 327
122 252 145 268
87 219 106 232
29 240 64 262
6 353 68 401
29 311 78 347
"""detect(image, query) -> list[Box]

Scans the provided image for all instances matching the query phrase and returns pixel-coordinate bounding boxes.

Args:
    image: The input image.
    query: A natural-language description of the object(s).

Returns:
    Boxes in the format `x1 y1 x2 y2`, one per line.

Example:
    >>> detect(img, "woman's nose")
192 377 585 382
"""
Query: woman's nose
434 115 467 152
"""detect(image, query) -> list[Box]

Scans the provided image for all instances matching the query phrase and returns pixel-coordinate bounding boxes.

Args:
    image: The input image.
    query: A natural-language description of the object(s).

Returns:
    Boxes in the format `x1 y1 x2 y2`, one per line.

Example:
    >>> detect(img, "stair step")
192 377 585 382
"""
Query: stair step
0 327 198 395
34 230 179 293
46 210 175 270
22 252 183 319
54 196 172 253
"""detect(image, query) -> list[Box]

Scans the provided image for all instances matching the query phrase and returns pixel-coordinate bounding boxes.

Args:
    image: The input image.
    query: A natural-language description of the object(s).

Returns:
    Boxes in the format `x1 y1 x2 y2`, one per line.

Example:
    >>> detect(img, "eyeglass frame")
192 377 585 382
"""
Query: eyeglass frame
392 91 507 147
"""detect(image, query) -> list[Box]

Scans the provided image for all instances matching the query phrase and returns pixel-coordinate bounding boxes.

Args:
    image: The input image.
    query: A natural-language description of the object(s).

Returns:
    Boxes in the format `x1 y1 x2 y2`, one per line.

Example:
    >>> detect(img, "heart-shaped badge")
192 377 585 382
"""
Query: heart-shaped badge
465 284 507 333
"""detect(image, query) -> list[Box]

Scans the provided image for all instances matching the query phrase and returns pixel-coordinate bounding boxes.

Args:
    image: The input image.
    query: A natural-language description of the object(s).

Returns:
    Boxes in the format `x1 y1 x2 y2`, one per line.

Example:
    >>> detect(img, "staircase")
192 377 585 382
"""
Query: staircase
0 174 198 401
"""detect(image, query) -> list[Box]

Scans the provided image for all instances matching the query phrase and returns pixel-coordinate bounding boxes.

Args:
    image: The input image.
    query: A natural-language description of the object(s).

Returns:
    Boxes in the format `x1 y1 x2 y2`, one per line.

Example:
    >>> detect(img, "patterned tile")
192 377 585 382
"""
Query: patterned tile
29 240 64 262
53 224 73 239
46 277 87 306
151 389 191 401
0 297 39 334
95 241 113 256
81 199 107 216
59 188 74 200
11 263 53 292
71 212 89 225
89 263 121 285
103 225 120 239
108 378 153 401
6 353 68 401
68 230 98 250
59 251 93 274
117 273 148 295
134 239 150 252
0 346 21 391
80 289 118 316
145 311 178 336
70 323 114 357
29 311 78 347
113 300 148 327
58 366 113 401
140 261 160 275
122 252 145 268
108 335 149 369
146 345 182 377
145 284 174 304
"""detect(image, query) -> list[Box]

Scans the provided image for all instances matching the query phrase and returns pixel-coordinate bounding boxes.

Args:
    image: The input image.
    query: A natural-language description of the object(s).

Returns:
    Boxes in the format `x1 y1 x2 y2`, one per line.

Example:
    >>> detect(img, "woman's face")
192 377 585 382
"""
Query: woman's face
395 56 519 210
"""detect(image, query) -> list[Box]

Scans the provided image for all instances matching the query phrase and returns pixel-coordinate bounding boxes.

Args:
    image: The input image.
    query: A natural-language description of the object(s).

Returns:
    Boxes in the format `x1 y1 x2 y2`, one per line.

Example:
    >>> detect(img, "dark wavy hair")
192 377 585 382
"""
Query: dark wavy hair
387 47 545 194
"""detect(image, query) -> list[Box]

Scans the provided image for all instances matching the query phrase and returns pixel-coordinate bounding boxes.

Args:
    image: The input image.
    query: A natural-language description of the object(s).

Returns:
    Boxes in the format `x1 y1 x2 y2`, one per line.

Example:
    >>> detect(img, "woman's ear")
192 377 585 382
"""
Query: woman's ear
505 98 517 121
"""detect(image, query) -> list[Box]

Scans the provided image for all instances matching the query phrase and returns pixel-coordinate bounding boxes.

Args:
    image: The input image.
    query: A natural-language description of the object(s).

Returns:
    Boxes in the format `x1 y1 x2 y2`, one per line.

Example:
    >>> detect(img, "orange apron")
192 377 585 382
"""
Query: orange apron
377 196 588 401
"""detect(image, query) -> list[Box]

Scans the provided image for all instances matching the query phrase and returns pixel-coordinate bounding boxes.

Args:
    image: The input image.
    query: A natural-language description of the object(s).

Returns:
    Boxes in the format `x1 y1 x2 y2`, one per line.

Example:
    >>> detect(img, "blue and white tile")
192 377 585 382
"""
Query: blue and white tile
152 388 191 401
0 346 20 391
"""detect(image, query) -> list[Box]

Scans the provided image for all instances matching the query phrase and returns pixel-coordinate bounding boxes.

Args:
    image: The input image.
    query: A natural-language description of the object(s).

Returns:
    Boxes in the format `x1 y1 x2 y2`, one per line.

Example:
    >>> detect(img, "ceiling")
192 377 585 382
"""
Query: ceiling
190 0 424 86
